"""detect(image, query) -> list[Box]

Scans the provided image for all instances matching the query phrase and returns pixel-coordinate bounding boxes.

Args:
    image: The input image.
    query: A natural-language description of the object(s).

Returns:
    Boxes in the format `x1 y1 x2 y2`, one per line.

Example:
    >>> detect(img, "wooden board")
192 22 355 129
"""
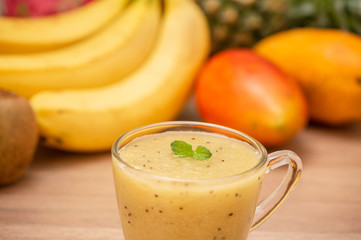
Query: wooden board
1 99 360 240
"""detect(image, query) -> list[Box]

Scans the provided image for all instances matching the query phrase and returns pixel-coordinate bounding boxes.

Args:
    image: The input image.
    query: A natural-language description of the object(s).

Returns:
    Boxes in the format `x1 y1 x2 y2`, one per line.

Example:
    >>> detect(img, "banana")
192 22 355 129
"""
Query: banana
30 0 211 152
0 0 127 54
0 0 161 99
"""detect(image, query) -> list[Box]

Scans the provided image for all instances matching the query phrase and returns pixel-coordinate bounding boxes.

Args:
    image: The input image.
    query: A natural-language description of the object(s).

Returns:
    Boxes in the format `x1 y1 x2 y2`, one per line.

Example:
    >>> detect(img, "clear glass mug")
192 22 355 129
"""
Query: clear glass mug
112 121 302 240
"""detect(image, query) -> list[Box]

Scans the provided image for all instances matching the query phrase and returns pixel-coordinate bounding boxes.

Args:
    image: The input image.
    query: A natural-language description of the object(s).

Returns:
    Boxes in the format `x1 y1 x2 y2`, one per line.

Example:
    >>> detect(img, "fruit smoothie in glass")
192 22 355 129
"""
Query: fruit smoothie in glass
112 122 302 240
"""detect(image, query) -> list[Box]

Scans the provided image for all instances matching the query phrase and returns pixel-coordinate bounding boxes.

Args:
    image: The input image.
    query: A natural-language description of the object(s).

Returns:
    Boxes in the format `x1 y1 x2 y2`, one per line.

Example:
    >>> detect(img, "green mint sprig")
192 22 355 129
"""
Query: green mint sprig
171 140 212 160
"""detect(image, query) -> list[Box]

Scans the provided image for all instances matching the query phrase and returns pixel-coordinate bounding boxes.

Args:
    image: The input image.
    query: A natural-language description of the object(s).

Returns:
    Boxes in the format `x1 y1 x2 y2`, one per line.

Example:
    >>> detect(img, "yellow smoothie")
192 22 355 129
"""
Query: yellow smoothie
113 131 266 240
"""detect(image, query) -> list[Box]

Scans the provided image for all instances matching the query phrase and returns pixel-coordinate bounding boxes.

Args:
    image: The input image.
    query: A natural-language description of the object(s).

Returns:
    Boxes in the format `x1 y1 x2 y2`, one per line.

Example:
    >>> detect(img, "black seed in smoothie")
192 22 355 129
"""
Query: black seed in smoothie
128 213 132 217
207 165 210 168
229 213 233 216
143 164 146 167
154 194 159 198
159 210 163 213
128 221 131 224
124 206 128 209
258 176 261 180
179 207 183 210
157 151 160 153
235 193 239 197
145 209 149 212
191 138 195 140
221 159 225 162
206 141 211 144
217 227 222 231
134 145 138 147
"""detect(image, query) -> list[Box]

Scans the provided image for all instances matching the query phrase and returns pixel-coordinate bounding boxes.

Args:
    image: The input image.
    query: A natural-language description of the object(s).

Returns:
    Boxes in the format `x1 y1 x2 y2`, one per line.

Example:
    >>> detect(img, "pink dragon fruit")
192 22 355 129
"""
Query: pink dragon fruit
3 0 94 17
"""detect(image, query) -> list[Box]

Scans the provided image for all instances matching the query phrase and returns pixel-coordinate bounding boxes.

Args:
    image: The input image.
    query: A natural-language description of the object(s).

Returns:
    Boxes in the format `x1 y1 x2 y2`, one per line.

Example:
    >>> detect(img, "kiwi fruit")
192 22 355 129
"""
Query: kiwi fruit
0 89 38 186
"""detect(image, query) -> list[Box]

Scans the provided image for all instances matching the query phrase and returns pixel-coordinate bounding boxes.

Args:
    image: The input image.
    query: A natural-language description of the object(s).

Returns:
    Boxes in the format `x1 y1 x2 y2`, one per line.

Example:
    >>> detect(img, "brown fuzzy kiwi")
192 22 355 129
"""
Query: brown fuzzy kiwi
0 89 38 185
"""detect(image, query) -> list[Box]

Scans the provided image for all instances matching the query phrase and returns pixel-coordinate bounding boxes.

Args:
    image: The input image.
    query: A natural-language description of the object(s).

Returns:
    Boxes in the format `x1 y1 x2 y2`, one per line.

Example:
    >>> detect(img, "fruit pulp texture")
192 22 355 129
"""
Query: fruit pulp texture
113 131 265 240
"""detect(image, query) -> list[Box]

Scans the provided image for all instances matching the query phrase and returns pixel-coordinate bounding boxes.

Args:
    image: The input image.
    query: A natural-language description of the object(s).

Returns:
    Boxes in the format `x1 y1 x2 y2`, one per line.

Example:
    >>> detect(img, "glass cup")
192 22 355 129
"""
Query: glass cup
112 121 302 240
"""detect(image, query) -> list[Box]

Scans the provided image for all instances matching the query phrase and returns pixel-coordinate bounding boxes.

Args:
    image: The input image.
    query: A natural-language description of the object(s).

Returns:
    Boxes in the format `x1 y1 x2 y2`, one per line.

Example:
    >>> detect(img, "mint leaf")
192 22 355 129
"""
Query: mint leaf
193 145 212 160
171 140 194 158
171 140 212 160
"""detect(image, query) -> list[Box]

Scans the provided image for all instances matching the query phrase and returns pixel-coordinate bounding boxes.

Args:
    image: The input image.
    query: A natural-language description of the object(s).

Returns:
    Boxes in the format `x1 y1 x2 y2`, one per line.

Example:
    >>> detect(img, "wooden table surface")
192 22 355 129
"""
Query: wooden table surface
1 98 361 240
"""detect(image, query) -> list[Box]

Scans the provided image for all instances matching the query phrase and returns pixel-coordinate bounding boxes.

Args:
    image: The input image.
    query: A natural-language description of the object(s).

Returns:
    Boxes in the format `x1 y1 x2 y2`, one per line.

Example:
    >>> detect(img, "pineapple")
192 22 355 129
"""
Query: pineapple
195 0 361 53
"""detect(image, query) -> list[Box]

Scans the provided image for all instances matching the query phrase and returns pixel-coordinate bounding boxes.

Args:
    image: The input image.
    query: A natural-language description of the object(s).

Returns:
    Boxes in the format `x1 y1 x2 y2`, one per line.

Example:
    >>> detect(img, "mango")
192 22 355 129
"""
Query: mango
0 90 38 186
255 28 361 125
195 49 308 147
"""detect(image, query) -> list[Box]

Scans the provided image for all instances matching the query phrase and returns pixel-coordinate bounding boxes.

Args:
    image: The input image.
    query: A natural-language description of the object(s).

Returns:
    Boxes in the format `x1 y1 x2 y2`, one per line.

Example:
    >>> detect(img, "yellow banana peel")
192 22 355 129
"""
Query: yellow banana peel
30 0 211 152
0 0 127 54
0 0 160 98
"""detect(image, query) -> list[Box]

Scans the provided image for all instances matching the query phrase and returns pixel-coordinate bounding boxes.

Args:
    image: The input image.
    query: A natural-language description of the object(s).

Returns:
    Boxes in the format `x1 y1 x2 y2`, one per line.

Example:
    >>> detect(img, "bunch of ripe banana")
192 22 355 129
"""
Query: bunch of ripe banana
0 0 211 152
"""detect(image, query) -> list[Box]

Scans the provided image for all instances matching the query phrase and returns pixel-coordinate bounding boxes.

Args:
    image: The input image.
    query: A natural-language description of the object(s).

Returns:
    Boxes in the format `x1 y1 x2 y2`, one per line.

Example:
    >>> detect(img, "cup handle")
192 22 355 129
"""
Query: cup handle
250 150 302 230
